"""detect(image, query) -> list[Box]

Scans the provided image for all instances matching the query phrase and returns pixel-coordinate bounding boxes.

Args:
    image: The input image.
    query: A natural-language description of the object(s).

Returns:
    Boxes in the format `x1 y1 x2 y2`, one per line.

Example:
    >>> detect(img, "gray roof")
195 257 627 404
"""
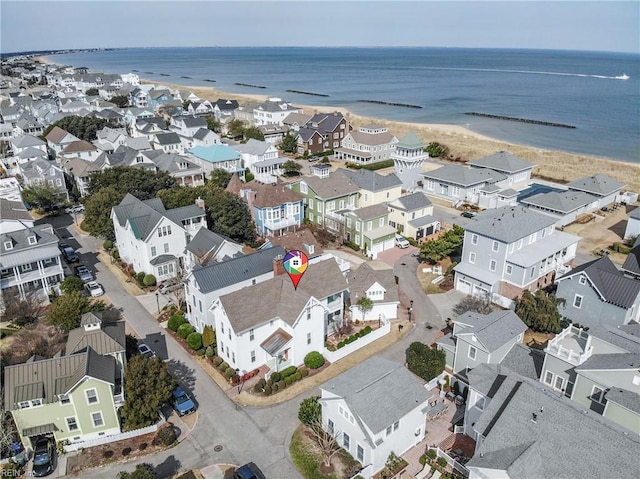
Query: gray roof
557 256 640 309
349 204 388 221
0 223 58 260
499 188 519 197
422 165 506 187
499 343 544 380
66 318 125 356
301 172 360 200
337 168 402 192
346 263 399 304
124 136 152 151
256 100 299 112
219 256 347 333
347 129 396 146
408 215 438 228
155 132 181 145
521 190 598 214
151 153 200 174
3 347 115 410
467 366 640 478
186 227 238 261
306 112 347 134
622 242 640 277
576 353 640 371
465 206 556 243
566 174 625 197
321 356 430 435
455 310 527 353
395 131 424 149
232 138 271 156
587 324 640 354
604 388 640 414
629 206 640 220
468 151 534 174
192 245 285 294
0 198 31 221
12 134 45 148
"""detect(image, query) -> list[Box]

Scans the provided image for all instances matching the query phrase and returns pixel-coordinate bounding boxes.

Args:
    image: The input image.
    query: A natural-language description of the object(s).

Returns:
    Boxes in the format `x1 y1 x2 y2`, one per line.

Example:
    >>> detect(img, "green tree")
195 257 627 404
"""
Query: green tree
279 132 297 153
120 355 176 431
515 290 564 333
109 95 130 108
85 87 99 96
419 225 464 263
298 396 322 427
46 291 106 332
41 115 113 142
206 187 256 243
81 186 124 239
425 142 449 158
243 126 264 142
406 342 446 381
21 181 65 212
207 168 232 188
60 275 85 294
356 296 374 320
117 463 155 479
205 114 221 133
202 325 216 348
228 119 245 138
282 160 302 176
157 185 206 210
182 99 192 111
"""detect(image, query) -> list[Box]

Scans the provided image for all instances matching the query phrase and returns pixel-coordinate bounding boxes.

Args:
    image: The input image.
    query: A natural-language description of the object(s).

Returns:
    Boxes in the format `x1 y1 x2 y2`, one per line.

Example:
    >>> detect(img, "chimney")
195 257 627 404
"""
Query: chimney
195 197 205 210
273 255 285 277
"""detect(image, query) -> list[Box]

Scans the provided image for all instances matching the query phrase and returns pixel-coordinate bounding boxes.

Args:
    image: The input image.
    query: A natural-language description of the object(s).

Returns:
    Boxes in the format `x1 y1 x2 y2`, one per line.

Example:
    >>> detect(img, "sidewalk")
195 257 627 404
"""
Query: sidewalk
427 290 466 322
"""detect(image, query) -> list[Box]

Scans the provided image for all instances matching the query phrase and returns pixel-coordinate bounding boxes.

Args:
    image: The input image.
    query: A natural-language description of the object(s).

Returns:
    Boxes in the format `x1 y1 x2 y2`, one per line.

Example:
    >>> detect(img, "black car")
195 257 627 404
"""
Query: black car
234 463 266 479
460 211 477 218
32 437 55 477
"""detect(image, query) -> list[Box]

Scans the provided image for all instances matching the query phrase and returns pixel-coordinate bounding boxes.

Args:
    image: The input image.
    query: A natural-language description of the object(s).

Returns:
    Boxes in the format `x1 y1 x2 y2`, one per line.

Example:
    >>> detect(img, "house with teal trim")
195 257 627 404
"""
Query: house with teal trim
188 145 245 179
147 89 174 112
239 180 304 237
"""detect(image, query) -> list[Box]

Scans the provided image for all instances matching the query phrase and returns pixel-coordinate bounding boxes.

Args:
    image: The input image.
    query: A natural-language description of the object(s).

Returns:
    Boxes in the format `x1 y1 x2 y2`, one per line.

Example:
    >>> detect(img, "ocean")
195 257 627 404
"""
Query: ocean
49 47 640 163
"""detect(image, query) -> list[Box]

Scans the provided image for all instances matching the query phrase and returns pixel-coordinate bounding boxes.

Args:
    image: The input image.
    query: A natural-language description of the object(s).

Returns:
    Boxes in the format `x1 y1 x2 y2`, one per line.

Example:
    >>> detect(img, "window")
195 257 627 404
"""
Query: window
492 241 499 252
3 241 12 250
18 401 30 409
379 217 384 227
475 396 485 411
346 218 351 228
328 419 334 434
306 308 311 320
579 276 586 285
506 264 513 275
309 198 314 209
518 239 523 249
343 432 350 450
356 222 360 232
249 329 254 341
21 263 32 272
28 236 37 245
164 243 169 253
544 371 554 385
633 375 640 386
86 389 98 404
232 352 235 363
67 417 78 431
393 420 399 431
307 332 311 345
151 246 157 257
468 345 477 360
92 412 104 427
199 300 202 313
573 294 583 309
469 252 476 264
221 323 224 334
250 350 256 363
59 394 70 404
357 444 364 462
31 399 42 407
386 425 392 436
530 267 535 279
489 260 497 271
591 385 605 404
554 375 564 391
471 234 478 245
300 182 307 194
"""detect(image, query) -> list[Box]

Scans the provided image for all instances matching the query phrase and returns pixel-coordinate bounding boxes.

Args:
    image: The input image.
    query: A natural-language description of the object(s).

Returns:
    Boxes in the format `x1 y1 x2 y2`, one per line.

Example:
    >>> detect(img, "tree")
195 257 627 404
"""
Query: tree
85 87 99 96
205 186 256 243
182 99 192 111
46 291 106 332
515 290 564 333
425 142 449 158
60 275 86 294
452 295 494 317
205 115 221 133
406 342 446 381
0 395 18 460
21 181 65 212
157 185 206 210
279 132 297 153
298 396 322 427
207 168 232 188
120 355 176 431
0 290 42 326
228 119 246 138
355 296 374 321
243 126 264 142
306 418 342 469
41 115 113 142
117 463 155 479
282 160 302 176
81 186 124 239
202 325 216 348
109 95 130 108
419 225 464 263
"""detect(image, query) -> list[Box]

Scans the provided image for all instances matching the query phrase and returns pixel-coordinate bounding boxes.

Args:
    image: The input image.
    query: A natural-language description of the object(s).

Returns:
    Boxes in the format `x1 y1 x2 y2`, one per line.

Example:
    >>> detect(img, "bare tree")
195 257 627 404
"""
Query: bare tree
0 390 18 457
452 295 493 317
332 316 353 338
0 290 43 326
307 420 343 469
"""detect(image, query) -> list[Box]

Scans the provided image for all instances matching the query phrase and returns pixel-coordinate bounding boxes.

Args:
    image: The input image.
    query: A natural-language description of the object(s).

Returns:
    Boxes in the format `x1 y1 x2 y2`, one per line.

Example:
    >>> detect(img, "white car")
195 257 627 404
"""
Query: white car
395 235 410 248
85 281 104 297
137 343 156 359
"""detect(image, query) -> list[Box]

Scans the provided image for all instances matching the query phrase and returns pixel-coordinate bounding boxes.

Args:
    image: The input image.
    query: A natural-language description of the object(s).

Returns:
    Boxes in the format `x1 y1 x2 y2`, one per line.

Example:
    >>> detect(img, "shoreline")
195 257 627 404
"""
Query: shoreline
35 55 640 193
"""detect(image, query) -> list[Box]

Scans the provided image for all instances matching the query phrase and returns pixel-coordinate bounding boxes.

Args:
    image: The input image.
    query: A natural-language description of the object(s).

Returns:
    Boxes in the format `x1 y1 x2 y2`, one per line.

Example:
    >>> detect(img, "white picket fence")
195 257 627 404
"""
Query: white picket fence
64 418 165 452
428 446 470 477
324 319 391 363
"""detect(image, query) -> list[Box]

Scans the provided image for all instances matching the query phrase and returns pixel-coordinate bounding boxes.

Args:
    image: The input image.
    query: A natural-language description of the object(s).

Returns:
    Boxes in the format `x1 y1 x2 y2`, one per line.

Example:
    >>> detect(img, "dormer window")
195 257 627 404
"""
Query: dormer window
4 241 13 250
28 236 37 245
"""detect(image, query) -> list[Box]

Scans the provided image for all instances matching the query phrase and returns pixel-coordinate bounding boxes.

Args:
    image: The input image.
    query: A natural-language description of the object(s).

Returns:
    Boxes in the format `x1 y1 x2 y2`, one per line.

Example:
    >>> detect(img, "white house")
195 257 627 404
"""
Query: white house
110 194 206 281
253 98 301 126
209 256 348 375
624 206 640 240
468 151 534 186
565 174 625 209
335 124 399 165
319 356 431 479
346 263 399 322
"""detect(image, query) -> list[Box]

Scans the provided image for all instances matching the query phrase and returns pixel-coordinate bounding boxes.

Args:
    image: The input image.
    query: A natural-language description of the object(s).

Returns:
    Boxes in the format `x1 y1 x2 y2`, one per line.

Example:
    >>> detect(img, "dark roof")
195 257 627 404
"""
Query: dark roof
337 168 402 192
155 132 182 145
149 254 176 265
521 191 599 214
66 319 125 356
61 140 97 153
389 192 432 211
296 127 322 142
191 246 285 294
566 174 625 196
604 388 640 414
465 206 556 243
305 112 347 134
0 198 31 221
468 151 534 173
576 353 640 371
499 343 544 380
557 256 640 308
621 242 640 277
266 229 323 257
455 310 527 353
244 181 303 208
321 357 430 435
215 99 239 110
185 227 241 264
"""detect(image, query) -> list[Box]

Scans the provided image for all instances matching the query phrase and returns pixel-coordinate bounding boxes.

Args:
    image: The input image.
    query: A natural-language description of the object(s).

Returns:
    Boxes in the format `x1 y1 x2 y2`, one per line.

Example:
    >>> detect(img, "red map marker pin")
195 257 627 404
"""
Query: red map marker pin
283 250 309 290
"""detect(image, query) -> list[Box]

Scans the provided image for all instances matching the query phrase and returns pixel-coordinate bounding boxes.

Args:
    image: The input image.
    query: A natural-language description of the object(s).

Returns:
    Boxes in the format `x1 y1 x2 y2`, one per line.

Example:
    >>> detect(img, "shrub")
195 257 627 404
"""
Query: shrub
270 372 281 382
271 383 279 393
103 450 114 459
363 325 372 334
225 367 236 378
420 455 428 466
186 332 203 350
167 314 186 331
153 425 177 446
426 449 437 460
103 240 113 250
136 271 146 285
219 361 229 371
293 372 302 382
205 346 214 357
277 380 286 390
344 241 360 252
202 325 216 348
263 384 272 396
213 356 223 366
284 376 293 386
254 378 266 392
298 396 321 426
143 274 156 287
437 457 447 468
138 442 148 451
280 366 297 379
122 447 131 457
300 369 309 378
112 248 120 260
304 351 325 369
197 348 206 356
177 323 195 339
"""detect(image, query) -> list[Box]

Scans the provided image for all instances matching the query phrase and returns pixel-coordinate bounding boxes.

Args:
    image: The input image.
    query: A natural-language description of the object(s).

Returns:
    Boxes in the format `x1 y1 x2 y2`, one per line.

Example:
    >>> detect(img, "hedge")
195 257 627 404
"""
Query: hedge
213 356 223 367
344 241 360 252
337 326 373 349
177 323 195 339
345 159 394 171
280 366 298 379
186 332 203 350
304 351 325 369
167 315 186 332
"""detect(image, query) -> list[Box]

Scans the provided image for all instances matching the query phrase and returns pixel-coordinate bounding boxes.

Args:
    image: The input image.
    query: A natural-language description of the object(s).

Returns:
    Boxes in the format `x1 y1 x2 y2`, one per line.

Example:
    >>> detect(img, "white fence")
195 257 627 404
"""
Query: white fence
428 446 470 477
64 418 165 452
324 319 391 363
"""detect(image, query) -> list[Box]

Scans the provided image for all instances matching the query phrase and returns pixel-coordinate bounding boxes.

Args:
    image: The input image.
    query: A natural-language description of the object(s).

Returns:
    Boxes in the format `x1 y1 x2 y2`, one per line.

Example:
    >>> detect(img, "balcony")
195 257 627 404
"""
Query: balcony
545 325 593 366
264 216 299 231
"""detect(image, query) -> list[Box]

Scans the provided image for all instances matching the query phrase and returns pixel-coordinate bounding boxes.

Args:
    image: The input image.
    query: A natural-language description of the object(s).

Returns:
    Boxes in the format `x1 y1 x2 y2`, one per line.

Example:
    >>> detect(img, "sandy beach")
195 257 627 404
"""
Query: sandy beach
36 55 640 193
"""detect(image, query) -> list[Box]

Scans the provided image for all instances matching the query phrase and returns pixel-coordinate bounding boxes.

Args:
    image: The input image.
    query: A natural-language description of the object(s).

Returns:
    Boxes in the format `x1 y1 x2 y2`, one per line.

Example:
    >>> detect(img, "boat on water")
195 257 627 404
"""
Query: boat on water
615 74 630 80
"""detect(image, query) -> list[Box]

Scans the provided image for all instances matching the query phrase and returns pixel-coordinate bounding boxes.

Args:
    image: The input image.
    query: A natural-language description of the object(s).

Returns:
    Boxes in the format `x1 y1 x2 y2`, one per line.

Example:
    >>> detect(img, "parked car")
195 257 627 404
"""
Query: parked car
233 463 266 479
171 386 196 416
74 265 93 282
64 204 84 214
308 156 321 162
85 281 104 297
61 246 79 263
137 343 155 359
395 235 410 248
460 211 477 218
32 436 55 477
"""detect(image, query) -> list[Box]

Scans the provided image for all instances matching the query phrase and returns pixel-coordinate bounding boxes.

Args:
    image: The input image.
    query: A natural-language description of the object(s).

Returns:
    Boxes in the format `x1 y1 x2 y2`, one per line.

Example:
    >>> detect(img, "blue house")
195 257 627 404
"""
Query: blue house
239 181 304 237
187 145 245 178
146 89 174 112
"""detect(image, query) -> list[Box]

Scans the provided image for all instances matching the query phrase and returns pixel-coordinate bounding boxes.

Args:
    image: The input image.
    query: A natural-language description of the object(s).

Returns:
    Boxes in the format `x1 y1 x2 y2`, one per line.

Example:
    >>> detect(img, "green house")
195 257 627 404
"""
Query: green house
343 204 396 259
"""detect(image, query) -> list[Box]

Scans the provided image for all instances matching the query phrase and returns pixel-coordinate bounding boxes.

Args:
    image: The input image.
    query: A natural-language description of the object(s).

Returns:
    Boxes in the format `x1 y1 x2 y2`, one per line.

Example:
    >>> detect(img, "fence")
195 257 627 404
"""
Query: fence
64 418 165 452
428 446 470 477
324 318 391 363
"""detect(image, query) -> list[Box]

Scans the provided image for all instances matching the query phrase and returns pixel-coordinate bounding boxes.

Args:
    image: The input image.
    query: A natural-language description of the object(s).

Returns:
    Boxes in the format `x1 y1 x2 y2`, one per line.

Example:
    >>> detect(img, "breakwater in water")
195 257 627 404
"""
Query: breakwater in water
286 89 330 97
466 112 576 129
358 99 422 109
235 82 266 89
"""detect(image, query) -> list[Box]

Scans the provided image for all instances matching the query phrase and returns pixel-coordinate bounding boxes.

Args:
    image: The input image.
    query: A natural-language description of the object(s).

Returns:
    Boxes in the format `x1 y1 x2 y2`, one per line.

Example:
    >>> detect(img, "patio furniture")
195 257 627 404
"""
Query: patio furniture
426 402 449 420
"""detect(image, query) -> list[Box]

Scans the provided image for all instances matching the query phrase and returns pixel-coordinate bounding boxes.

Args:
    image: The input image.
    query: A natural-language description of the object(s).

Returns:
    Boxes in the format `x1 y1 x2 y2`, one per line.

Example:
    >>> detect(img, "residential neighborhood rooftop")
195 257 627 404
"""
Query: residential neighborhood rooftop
468 151 534 173
465 205 556 243
566 173 625 196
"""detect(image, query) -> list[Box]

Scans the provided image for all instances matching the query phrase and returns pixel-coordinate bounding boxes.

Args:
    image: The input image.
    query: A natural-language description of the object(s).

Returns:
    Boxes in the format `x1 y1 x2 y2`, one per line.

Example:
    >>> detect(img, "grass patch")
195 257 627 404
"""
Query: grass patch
290 427 336 479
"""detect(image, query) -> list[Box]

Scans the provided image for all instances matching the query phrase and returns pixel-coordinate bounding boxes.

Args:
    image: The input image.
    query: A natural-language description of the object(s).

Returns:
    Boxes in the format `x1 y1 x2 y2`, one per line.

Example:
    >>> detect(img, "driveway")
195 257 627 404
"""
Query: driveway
376 245 418 267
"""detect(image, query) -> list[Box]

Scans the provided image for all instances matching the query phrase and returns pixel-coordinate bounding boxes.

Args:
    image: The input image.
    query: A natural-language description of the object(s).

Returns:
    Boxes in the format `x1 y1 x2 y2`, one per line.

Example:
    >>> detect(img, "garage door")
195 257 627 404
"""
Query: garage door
473 285 489 299
457 278 471 294
371 241 384 259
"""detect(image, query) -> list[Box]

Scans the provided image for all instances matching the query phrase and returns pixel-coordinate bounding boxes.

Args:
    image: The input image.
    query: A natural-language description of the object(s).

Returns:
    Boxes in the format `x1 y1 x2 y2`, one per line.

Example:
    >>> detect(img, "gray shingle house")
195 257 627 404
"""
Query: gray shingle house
520 190 600 227
624 206 640 240
468 151 534 185
437 310 527 374
565 173 625 209
555 255 640 327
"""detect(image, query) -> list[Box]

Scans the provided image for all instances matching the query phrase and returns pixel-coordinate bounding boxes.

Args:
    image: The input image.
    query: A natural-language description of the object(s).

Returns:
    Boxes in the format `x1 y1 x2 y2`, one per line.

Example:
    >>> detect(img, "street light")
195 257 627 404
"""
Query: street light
410 299 414 308
407 307 412 322
378 314 381 329
155 291 160 314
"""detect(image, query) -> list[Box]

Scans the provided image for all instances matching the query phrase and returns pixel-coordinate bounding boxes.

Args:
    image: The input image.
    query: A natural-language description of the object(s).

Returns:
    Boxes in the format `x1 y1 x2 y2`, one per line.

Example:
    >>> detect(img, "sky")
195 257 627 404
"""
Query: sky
1 1 639 54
